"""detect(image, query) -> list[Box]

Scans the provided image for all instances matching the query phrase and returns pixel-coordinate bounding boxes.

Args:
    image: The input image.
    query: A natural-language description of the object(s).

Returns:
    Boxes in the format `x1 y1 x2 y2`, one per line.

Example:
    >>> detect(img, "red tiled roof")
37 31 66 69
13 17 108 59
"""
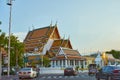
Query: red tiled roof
24 26 53 41
24 26 61 52
51 48 83 60
63 48 80 56
51 39 72 49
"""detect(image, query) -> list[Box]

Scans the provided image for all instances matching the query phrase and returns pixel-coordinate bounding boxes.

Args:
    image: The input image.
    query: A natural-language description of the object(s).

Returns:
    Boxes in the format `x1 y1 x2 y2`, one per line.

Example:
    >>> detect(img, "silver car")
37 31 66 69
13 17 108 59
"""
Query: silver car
18 67 37 79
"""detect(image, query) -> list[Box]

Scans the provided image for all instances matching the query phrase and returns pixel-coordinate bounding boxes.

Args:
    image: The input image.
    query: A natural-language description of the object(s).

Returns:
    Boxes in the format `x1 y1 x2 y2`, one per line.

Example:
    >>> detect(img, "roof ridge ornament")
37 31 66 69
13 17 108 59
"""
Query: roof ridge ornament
55 21 58 27
32 25 35 30
50 20 52 27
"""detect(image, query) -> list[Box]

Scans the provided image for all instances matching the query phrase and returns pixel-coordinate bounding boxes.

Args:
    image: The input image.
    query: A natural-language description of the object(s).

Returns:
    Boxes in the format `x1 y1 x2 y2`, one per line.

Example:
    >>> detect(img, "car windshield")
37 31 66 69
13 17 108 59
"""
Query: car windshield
20 68 31 71
88 64 97 68
115 66 120 69
66 68 73 70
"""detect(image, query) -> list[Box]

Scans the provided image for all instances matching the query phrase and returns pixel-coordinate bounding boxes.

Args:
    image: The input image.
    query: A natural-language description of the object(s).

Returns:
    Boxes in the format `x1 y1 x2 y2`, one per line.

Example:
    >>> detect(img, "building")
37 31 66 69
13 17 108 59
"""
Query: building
50 47 86 68
83 56 95 69
24 24 85 68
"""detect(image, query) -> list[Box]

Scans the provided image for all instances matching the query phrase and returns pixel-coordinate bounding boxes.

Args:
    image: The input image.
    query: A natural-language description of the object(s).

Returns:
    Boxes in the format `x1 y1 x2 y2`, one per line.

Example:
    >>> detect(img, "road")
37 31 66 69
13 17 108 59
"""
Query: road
1 72 96 80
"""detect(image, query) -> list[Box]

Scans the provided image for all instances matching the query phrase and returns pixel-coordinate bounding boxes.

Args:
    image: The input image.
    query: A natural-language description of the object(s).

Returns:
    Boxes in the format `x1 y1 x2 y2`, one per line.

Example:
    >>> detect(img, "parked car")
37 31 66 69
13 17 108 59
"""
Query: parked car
26 66 40 77
18 67 37 79
88 64 97 76
64 67 78 76
96 65 120 80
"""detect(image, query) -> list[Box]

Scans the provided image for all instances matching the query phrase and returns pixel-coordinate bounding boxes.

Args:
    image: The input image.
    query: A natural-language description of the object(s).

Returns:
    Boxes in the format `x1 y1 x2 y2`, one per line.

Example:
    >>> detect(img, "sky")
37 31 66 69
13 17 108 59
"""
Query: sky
1 0 120 54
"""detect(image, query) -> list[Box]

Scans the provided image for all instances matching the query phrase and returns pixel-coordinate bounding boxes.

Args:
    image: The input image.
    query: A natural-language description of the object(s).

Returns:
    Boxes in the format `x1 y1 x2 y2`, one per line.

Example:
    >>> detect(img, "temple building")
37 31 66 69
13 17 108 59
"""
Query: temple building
24 24 86 68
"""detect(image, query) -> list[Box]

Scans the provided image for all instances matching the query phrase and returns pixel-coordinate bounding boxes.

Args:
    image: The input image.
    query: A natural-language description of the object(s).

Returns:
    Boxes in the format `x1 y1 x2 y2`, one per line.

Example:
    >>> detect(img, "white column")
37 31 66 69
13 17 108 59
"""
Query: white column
68 60 70 67
61 60 63 68
57 60 60 67
73 60 75 67
79 60 81 68
54 60 56 67
65 59 68 67
51 61 53 67
83 61 85 68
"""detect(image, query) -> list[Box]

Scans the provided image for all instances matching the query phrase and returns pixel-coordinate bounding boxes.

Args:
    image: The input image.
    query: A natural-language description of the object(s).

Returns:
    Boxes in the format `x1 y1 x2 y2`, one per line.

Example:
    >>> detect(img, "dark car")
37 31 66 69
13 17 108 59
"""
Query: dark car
64 67 78 76
96 65 120 80
88 64 97 76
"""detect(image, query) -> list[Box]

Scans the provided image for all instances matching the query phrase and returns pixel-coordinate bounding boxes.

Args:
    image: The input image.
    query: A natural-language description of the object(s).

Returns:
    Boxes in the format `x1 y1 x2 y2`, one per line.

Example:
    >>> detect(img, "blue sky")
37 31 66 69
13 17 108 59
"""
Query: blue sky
1 0 120 54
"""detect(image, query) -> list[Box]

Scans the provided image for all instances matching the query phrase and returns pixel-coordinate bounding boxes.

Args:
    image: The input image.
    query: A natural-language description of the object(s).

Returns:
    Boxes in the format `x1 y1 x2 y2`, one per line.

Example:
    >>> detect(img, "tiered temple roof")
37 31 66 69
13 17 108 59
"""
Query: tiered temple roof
24 25 60 53
51 48 83 60
47 39 73 57
24 24 82 61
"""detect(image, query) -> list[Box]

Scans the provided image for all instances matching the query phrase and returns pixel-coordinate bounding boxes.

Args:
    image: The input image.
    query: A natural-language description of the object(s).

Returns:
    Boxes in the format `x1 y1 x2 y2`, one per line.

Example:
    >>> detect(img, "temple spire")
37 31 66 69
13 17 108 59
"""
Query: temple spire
68 35 70 40
28 27 30 32
65 35 70 47
61 35 65 47
50 20 52 27
55 21 58 27
32 25 35 30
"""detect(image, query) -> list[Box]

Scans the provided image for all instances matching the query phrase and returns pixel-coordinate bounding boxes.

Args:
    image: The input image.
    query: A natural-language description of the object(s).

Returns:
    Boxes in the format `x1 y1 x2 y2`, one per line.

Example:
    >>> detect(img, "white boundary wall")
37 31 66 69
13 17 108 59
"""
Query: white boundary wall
39 67 88 74
39 67 64 74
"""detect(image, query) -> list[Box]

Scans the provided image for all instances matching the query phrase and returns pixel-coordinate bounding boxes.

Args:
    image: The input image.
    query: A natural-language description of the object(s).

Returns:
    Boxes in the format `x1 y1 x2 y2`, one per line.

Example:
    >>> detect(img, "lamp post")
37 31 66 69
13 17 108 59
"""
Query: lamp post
7 0 13 76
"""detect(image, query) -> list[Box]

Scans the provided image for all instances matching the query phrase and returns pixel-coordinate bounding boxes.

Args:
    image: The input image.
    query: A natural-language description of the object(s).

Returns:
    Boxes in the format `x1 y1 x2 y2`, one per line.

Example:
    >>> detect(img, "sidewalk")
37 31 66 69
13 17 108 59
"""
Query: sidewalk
0 75 18 80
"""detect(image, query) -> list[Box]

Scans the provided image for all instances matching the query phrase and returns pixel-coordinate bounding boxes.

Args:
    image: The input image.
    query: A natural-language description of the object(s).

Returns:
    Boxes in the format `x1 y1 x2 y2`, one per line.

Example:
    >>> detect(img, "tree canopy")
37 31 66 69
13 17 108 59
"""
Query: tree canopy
106 50 120 59
0 30 25 67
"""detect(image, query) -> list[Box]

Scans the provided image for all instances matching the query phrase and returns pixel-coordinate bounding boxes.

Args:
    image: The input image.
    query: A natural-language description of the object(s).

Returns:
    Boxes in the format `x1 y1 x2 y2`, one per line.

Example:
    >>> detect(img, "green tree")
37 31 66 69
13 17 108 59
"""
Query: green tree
106 50 120 59
43 56 50 67
8 34 25 67
0 31 7 46
39 55 50 67
0 30 25 67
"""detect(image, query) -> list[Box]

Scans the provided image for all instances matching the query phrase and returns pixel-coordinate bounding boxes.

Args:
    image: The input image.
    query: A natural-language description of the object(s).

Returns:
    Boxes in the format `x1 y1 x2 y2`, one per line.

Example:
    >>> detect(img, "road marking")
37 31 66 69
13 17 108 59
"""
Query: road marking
58 76 62 78
53 76 57 78
48 76 51 78
40 74 91 79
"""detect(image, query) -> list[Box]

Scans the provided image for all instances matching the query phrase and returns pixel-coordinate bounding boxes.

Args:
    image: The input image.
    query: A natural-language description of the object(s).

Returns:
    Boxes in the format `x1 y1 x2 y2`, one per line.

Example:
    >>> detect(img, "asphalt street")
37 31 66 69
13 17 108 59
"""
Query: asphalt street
1 72 96 80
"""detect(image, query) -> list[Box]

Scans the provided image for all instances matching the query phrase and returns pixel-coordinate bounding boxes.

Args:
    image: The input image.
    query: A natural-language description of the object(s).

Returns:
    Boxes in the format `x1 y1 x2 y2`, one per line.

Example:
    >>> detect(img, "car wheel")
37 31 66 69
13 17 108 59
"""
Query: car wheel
96 78 100 80
19 77 21 79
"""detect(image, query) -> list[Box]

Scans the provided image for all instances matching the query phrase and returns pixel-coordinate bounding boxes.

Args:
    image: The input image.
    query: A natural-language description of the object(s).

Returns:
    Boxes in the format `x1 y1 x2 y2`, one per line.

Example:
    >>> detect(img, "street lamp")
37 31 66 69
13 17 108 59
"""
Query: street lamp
7 0 13 76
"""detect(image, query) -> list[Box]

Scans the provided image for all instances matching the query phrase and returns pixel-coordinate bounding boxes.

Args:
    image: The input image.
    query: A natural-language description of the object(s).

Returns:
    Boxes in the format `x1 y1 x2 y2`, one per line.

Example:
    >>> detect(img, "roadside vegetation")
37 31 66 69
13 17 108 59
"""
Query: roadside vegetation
0 29 25 67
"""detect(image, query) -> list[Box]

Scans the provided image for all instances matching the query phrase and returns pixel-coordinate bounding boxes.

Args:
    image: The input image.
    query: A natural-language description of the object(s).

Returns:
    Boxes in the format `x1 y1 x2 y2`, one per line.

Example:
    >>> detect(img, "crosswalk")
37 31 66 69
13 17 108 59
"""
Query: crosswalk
39 74 95 79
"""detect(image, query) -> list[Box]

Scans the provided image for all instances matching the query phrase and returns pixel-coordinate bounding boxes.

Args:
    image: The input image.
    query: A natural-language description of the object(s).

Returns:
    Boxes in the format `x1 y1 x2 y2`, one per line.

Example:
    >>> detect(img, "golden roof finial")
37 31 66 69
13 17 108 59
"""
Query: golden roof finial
50 20 52 27
55 21 58 27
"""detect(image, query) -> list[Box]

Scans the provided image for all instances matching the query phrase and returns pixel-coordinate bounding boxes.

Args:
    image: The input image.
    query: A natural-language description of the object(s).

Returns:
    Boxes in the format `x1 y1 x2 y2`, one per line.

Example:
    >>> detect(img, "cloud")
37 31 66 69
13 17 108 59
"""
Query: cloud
13 32 27 42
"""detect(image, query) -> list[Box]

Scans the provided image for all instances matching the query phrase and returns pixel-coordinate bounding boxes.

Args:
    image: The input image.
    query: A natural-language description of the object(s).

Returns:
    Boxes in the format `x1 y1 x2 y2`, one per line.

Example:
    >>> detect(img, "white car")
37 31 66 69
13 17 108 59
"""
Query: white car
18 67 37 79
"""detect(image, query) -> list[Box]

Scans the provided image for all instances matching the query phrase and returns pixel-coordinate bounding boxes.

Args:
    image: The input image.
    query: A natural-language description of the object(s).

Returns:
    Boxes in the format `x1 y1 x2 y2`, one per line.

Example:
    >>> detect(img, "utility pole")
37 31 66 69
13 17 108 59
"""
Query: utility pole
7 0 13 77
